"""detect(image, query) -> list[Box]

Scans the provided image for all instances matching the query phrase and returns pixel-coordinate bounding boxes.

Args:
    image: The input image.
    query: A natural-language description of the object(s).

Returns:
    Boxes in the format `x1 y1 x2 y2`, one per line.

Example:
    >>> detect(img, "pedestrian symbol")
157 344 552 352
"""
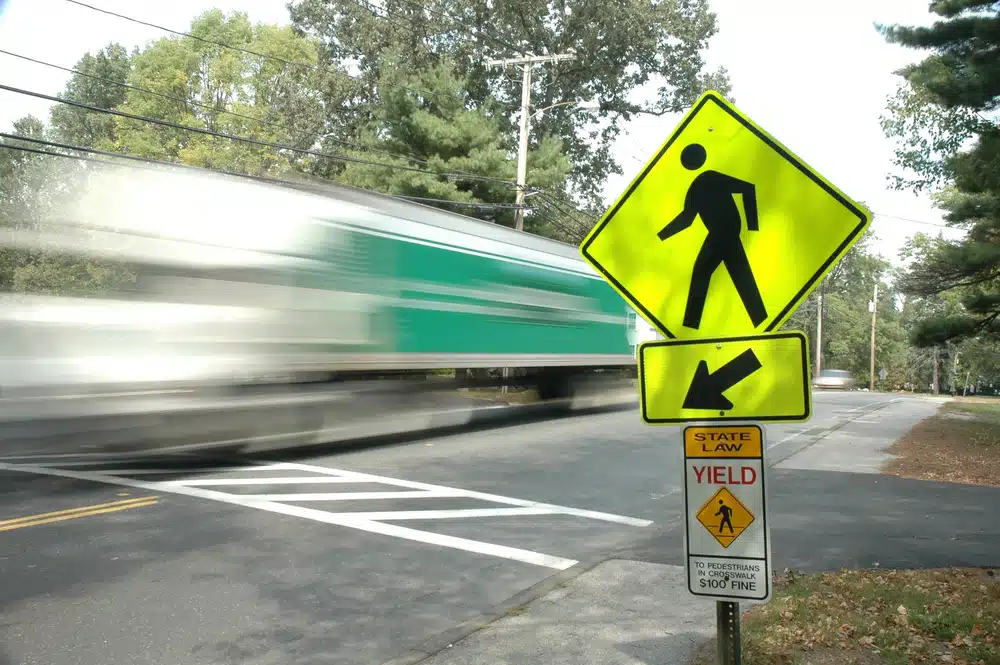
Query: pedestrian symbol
658 143 766 330
695 487 754 548
579 90 871 340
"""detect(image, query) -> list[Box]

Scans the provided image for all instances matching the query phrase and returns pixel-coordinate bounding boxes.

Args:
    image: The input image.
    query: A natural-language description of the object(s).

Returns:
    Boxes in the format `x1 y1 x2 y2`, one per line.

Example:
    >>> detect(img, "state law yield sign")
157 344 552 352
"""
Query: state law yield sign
579 90 871 340
639 331 811 424
684 424 771 602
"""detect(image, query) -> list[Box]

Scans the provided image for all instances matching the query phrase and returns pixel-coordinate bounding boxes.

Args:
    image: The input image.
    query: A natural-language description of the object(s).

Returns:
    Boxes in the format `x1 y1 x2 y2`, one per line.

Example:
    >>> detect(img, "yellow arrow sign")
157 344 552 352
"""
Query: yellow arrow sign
639 331 811 424
580 90 870 340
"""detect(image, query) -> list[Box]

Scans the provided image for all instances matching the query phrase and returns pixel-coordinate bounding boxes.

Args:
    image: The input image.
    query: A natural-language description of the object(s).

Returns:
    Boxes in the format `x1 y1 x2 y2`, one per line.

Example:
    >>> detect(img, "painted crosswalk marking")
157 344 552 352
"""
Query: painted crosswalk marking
0 459 652 570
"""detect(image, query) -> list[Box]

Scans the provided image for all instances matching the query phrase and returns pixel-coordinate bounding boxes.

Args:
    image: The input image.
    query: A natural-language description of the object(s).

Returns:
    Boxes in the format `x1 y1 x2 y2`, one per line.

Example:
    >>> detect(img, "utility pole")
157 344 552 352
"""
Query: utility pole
486 52 576 231
951 349 961 396
814 282 824 379
933 346 940 395
869 283 878 392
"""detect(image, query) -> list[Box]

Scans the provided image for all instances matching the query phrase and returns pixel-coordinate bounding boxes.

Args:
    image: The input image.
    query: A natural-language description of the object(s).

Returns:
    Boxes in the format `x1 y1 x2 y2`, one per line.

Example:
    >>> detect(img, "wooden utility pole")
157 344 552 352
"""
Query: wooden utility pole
869 283 878 391
814 283 824 380
951 349 961 395
485 52 576 231
933 347 940 395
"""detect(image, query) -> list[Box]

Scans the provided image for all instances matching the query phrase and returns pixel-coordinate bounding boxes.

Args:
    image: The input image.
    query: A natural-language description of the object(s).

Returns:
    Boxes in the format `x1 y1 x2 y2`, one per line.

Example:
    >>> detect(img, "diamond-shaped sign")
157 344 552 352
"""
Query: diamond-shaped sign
695 486 754 548
579 90 871 340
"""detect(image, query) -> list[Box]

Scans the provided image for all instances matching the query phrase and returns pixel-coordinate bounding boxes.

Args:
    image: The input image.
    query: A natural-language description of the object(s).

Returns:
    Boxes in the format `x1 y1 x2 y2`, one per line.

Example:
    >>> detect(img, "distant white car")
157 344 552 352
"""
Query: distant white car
813 369 857 390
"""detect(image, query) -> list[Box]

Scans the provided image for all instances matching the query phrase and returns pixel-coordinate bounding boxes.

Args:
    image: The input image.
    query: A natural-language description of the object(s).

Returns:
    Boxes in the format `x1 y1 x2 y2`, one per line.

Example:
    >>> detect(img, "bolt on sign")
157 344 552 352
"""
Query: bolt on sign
684 425 771 603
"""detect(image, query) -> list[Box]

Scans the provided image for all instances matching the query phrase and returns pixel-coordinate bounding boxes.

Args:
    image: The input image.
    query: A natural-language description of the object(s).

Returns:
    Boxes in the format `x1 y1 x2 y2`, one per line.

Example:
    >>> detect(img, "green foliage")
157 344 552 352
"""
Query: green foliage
11 253 136 296
879 79 981 193
111 10 339 175
49 43 133 149
0 116 136 296
784 230 916 389
288 0 730 209
878 1 1000 346
336 57 571 229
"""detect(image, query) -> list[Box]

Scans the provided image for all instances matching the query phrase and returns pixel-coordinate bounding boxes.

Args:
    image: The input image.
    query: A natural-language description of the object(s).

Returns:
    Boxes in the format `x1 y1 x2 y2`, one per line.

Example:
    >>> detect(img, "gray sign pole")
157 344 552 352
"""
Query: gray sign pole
716 600 741 665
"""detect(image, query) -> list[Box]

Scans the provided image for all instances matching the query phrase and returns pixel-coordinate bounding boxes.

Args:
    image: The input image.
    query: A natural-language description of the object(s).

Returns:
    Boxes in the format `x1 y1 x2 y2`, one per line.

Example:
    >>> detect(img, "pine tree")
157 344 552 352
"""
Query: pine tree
878 1 1000 345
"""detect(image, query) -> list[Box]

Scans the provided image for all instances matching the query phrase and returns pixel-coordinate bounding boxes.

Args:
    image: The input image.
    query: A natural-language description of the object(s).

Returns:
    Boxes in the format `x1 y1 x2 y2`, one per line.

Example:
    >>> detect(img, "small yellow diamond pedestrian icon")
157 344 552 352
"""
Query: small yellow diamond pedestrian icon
696 487 754 548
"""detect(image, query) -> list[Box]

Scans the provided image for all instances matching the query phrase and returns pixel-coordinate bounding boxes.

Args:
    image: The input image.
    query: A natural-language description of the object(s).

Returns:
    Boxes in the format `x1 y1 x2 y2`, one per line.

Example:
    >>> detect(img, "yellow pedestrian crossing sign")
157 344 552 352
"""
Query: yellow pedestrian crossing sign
579 90 871 339
696 487 754 548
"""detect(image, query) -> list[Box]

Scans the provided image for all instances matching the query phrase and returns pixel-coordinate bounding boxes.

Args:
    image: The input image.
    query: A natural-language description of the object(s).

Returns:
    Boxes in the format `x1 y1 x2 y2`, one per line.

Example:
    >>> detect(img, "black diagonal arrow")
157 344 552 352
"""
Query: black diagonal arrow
683 349 763 411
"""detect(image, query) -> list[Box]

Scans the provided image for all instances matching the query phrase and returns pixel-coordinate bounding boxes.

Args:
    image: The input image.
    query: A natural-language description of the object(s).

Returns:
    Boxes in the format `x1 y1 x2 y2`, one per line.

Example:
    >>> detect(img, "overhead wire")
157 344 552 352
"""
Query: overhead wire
0 133 537 214
389 194 526 209
872 211 959 229
0 79 594 228
58 0 453 105
0 48 429 167
0 83 526 188
47 0 596 226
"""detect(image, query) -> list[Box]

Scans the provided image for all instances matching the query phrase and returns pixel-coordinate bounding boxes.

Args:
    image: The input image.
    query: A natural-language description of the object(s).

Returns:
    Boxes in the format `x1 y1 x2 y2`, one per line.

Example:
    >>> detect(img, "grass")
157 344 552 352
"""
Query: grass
884 396 1000 488
947 399 1000 421
692 568 1000 665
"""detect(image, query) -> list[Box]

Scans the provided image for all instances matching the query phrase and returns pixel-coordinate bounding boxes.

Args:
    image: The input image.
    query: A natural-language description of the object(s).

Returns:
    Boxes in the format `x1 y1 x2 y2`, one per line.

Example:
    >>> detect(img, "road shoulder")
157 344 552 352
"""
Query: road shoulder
402 559 716 665
773 394 946 473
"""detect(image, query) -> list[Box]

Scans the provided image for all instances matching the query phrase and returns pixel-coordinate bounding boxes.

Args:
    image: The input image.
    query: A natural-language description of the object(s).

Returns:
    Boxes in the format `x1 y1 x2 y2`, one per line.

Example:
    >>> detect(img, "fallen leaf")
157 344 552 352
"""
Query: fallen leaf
971 624 983 636
951 634 964 647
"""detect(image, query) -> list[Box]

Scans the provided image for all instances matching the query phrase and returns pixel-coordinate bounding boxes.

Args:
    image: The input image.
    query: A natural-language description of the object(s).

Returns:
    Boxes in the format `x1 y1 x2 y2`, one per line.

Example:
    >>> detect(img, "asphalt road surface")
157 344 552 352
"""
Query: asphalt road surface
1 390 997 665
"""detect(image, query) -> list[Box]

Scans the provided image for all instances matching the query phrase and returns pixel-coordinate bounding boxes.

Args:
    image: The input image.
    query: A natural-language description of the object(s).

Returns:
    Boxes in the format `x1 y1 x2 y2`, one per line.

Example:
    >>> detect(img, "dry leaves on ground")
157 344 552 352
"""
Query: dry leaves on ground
692 567 1000 665
885 397 1000 488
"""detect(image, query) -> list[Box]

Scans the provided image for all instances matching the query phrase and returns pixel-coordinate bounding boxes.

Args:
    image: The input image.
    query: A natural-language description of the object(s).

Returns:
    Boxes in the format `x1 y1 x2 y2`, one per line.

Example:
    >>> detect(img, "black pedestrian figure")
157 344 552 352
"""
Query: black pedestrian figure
657 143 768 330
715 499 734 534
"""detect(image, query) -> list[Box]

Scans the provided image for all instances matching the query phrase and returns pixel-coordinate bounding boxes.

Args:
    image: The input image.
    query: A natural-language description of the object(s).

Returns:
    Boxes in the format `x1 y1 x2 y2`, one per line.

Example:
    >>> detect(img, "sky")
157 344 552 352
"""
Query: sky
0 0 968 266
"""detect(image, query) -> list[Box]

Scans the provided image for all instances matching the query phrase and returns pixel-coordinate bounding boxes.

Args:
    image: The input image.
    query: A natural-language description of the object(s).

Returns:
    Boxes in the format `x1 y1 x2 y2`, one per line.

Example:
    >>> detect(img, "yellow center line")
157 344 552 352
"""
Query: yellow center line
0 496 160 532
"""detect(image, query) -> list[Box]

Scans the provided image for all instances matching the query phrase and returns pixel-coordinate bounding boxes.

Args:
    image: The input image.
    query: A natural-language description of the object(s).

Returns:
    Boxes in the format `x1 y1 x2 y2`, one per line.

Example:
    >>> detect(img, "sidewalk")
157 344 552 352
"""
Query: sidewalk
398 560 718 665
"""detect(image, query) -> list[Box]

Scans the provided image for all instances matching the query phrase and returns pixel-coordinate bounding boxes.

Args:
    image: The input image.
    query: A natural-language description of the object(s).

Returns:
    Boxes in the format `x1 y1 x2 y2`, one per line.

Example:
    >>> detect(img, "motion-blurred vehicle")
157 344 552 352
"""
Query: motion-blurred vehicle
812 369 857 390
0 162 650 453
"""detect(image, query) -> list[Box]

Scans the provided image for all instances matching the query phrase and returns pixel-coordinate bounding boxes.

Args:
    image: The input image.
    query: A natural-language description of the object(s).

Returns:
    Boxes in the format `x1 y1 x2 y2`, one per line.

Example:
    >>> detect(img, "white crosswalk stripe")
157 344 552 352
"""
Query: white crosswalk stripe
0 458 652 570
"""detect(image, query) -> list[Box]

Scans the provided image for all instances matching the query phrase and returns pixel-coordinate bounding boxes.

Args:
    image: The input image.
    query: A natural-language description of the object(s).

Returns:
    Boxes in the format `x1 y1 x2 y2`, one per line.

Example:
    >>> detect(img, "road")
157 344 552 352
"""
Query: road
1 390 997 665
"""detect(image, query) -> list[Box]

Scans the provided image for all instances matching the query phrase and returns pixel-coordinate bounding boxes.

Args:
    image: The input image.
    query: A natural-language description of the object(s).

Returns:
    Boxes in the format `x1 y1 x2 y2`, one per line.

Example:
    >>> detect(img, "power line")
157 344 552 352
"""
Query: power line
389 194 526 209
0 48 428 167
872 211 957 229
0 82 522 188
534 190 593 226
0 133 539 217
45 2 595 226
0 131 279 175
0 142 93 163
58 0 451 105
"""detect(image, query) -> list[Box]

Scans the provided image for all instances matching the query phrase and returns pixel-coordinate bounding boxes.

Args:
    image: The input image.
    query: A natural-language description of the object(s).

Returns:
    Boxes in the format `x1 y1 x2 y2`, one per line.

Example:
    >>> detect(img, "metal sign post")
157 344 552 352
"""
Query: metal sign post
717 600 741 665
